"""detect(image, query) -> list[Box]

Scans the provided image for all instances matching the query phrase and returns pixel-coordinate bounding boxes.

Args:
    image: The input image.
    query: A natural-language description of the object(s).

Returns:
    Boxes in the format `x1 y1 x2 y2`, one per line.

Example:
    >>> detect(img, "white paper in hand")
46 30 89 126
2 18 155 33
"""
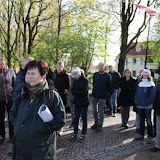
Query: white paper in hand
38 104 54 123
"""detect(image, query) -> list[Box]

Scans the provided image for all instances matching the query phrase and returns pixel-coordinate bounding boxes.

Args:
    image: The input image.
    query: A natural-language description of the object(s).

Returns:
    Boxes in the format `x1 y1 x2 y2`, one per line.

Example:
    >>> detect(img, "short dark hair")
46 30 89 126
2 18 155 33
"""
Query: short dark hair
25 60 49 76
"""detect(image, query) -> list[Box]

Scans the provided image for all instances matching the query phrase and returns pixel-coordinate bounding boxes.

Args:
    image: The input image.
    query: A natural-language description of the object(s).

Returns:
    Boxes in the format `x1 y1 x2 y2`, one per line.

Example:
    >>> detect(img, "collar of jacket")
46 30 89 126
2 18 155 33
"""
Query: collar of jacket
99 71 106 74
55 69 66 75
123 76 133 81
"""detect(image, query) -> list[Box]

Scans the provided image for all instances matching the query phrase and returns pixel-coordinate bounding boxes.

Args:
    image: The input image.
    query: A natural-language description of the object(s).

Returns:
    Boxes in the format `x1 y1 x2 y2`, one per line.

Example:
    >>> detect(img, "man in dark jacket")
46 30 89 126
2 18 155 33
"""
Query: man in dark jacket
70 67 89 140
108 65 121 117
0 58 16 143
55 61 70 108
91 62 111 131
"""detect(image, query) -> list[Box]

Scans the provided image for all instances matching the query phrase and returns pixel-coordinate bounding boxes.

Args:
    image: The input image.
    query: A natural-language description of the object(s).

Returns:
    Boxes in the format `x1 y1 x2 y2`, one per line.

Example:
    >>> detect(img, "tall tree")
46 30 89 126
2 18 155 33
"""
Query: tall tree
13 0 53 56
0 0 18 67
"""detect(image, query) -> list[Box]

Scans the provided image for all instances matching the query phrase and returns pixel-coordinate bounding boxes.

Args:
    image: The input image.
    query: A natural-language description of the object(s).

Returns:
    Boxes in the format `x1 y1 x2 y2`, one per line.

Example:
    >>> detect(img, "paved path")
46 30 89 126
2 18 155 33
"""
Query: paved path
0 107 159 160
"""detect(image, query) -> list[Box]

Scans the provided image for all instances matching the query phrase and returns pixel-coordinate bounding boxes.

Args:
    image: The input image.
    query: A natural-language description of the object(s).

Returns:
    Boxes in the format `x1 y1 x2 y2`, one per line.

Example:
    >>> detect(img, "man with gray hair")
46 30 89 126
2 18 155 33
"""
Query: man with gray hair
0 58 16 143
91 62 111 131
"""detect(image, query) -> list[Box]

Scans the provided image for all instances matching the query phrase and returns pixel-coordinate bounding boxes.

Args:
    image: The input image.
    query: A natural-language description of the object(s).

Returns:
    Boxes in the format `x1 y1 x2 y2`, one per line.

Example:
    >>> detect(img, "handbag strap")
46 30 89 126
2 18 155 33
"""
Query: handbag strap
49 89 54 106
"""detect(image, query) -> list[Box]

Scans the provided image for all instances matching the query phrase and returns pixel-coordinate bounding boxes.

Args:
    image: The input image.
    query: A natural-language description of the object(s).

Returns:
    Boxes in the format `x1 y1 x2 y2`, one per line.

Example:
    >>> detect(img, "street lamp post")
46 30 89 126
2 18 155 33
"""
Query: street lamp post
144 18 151 69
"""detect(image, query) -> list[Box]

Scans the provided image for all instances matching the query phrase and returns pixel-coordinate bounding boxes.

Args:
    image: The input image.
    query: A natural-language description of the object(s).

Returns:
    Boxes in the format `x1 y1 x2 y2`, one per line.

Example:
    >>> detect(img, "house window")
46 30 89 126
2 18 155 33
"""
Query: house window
133 71 136 77
136 46 141 52
133 58 136 64
126 58 129 65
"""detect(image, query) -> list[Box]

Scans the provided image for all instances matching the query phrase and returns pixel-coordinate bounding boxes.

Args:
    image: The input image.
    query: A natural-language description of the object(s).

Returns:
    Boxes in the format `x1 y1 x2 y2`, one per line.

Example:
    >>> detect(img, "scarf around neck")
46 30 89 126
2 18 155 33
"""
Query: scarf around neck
27 80 46 100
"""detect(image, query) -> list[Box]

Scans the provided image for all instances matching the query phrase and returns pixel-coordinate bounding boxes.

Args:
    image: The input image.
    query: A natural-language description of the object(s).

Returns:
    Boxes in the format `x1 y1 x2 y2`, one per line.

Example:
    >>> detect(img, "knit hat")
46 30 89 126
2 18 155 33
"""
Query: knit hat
141 69 151 76
71 67 81 78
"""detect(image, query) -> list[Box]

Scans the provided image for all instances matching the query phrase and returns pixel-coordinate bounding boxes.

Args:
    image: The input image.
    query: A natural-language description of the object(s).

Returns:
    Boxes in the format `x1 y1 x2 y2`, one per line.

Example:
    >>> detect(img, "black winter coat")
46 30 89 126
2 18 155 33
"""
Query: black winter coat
54 70 70 106
46 68 56 89
71 74 89 107
153 83 160 116
109 71 121 91
119 77 136 106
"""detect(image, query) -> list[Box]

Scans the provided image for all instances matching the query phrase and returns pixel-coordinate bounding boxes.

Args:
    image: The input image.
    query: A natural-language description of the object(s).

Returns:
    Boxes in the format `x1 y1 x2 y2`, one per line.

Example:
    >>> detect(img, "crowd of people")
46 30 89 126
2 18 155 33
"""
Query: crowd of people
0 57 160 160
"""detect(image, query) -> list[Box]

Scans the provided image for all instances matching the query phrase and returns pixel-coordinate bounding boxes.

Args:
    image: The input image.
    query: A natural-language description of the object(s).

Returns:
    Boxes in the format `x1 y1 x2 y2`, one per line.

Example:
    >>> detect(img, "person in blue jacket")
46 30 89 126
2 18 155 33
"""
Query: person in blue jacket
91 62 111 131
135 69 155 144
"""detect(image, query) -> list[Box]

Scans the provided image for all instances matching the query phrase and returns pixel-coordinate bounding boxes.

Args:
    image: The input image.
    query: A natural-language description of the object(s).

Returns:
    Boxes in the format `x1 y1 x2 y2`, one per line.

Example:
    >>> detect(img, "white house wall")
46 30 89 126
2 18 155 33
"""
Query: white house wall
115 55 158 76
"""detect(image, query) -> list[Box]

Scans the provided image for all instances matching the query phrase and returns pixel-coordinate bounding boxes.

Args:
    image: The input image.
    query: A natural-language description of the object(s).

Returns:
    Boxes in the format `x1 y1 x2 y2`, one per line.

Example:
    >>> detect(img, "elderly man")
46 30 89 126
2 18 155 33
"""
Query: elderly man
0 58 16 143
91 62 111 131
54 61 70 109
54 61 69 135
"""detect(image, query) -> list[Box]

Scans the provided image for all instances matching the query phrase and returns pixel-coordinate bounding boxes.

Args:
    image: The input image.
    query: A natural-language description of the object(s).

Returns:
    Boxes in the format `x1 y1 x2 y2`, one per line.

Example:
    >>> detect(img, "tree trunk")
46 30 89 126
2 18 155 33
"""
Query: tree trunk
7 0 11 68
118 1 128 76
28 32 32 54
56 0 62 62
23 24 27 56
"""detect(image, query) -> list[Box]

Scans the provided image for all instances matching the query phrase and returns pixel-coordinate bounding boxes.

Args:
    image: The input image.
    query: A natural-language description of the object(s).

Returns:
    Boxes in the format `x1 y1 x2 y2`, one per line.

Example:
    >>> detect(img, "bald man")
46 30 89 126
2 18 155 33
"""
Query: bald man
91 62 111 131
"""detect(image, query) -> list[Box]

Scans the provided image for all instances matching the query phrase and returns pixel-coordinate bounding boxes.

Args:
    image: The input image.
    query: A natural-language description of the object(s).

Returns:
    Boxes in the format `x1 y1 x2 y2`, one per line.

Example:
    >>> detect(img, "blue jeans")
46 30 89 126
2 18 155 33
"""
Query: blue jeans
74 105 88 135
108 91 117 114
92 97 106 126
138 108 153 137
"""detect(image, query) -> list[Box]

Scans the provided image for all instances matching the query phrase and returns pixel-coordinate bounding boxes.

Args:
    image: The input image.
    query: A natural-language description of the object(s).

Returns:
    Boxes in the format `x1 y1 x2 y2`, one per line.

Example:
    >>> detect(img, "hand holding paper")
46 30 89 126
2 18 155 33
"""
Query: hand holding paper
38 104 54 123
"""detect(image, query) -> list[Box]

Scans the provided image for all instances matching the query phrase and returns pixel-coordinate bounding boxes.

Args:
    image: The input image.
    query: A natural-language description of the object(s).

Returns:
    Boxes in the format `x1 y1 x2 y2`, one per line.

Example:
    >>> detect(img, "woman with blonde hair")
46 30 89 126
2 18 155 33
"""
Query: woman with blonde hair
119 68 136 128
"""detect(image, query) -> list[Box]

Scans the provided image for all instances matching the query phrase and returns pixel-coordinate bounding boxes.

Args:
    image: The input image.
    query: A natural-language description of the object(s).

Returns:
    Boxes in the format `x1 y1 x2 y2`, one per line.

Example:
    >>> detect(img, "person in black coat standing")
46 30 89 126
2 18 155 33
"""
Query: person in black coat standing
108 65 121 117
70 67 89 140
54 61 70 107
119 68 136 128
